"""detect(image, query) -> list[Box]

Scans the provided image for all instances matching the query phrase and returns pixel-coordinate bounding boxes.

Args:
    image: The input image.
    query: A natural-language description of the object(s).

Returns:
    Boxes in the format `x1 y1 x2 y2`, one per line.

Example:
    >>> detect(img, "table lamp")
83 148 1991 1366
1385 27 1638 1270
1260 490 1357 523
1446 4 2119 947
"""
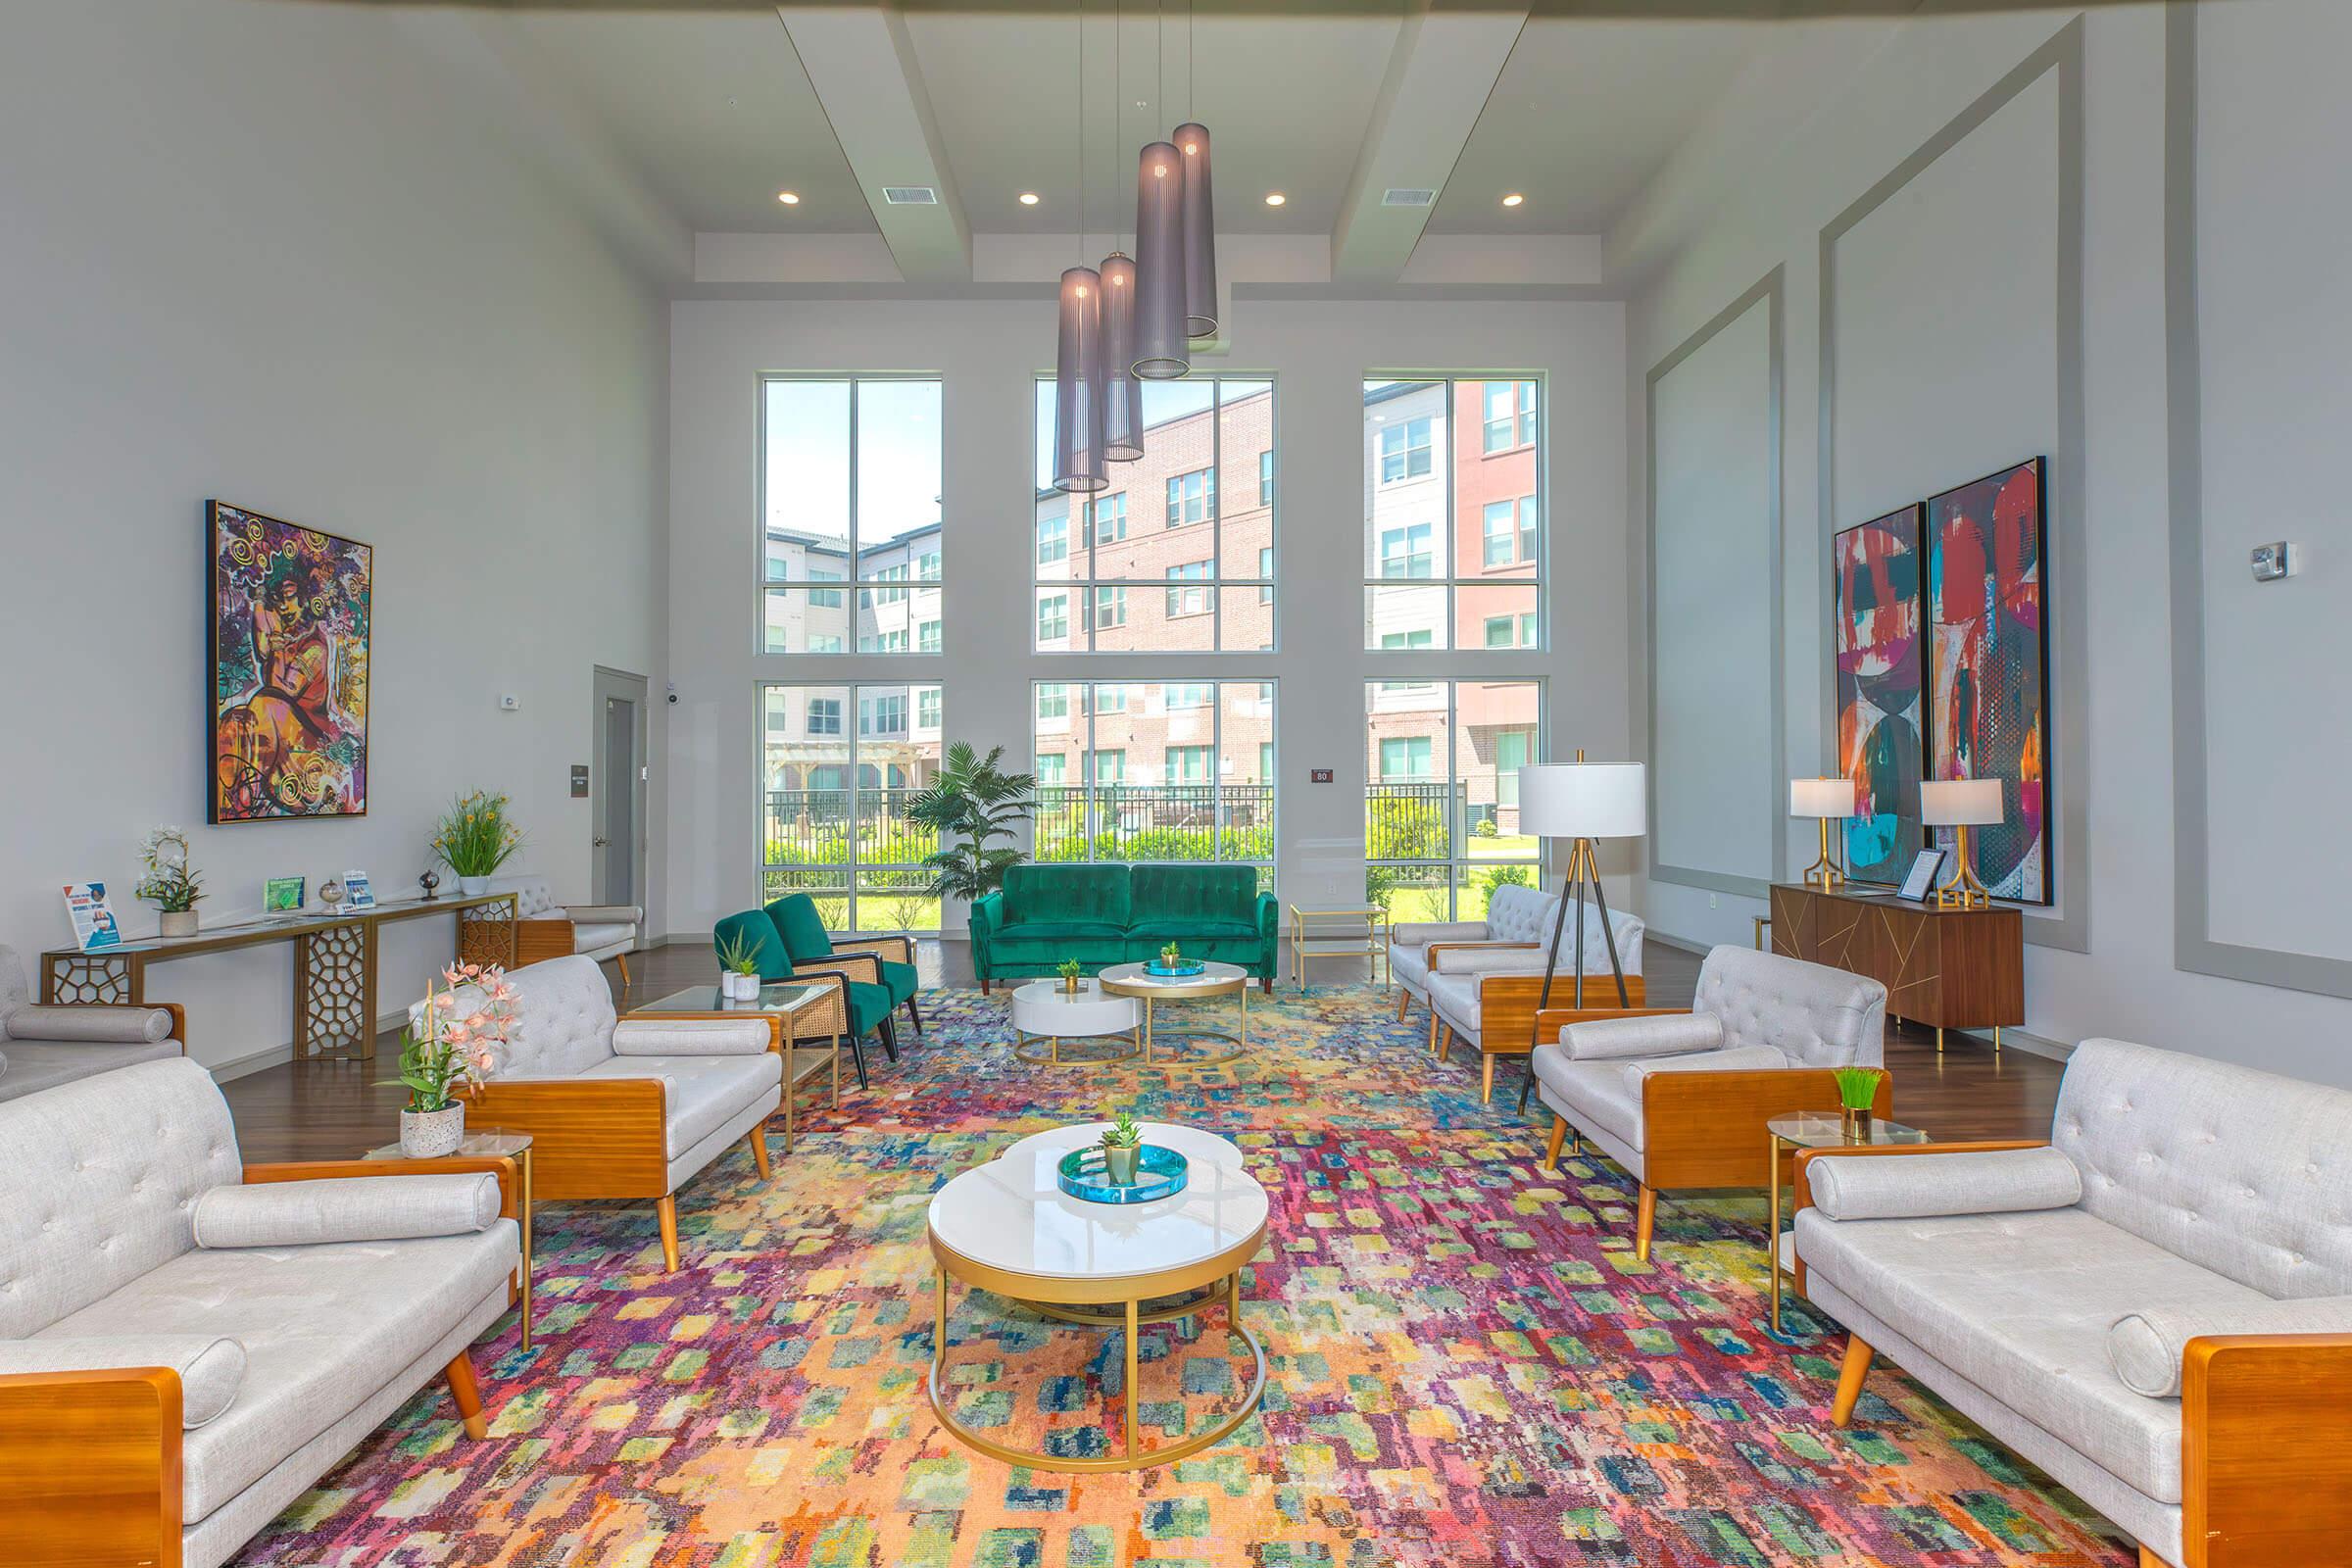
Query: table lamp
1921 778 2003 908
1789 776 1857 891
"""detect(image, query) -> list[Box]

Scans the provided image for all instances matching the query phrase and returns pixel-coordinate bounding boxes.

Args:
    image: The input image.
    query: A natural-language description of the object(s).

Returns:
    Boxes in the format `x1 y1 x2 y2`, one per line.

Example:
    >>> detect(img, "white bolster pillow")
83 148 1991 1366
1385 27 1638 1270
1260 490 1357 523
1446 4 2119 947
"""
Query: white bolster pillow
1805 1147 2082 1222
2108 1296 2352 1398
0 1336 246 1428
1429 946 1550 976
6 1004 175 1044
194 1173 500 1249
612 1019 774 1056
1560 1011 1722 1061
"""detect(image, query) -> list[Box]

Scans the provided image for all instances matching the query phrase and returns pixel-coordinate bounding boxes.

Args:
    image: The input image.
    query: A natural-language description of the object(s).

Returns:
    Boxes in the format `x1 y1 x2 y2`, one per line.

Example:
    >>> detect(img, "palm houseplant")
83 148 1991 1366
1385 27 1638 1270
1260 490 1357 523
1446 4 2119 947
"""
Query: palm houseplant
907 743 1036 910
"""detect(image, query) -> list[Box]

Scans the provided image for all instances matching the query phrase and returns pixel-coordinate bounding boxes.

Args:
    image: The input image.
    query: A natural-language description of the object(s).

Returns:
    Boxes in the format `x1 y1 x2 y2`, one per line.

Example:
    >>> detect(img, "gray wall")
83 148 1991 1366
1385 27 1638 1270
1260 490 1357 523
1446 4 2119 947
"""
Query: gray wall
1623 0 2352 1083
0 1 671 1073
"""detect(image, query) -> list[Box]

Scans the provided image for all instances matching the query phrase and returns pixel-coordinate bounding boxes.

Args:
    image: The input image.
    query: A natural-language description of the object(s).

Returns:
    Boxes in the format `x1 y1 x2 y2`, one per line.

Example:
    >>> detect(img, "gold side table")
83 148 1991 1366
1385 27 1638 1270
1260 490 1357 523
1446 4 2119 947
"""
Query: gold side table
1763 1110 1930 1333
367 1127 535 1348
1288 903 1388 991
1097 961 1250 1068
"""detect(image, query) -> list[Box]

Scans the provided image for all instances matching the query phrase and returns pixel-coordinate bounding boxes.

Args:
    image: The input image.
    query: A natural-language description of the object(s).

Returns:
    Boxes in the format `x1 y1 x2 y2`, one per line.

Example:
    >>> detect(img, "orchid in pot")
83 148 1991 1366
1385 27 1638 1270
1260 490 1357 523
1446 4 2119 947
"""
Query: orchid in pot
134 826 206 939
391 962 516 1156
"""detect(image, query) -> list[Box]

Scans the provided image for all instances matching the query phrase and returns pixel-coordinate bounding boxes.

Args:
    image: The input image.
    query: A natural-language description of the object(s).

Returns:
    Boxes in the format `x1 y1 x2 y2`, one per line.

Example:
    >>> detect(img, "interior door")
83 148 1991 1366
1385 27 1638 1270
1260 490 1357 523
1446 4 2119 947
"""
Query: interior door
591 668 649 906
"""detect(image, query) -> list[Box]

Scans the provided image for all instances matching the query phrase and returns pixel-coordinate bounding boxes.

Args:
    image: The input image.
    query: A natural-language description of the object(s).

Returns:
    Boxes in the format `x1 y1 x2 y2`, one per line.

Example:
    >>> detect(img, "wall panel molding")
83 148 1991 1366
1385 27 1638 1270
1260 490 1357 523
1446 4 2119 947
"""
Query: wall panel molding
1644 268 1785 899
1817 18 2088 954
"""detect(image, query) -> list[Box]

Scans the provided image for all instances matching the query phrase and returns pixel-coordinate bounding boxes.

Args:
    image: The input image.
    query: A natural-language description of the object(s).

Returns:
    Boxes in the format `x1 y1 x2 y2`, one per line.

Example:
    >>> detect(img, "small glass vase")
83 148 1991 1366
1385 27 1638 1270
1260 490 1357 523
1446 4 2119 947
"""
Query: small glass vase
1102 1144 1142 1185
1840 1105 1873 1139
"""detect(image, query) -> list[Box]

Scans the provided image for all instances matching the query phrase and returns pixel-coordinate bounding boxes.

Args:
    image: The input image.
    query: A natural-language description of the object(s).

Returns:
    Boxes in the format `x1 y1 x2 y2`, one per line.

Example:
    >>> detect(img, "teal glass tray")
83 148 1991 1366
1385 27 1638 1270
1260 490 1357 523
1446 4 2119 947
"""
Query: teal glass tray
1145 959 1206 977
1056 1144 1190 1204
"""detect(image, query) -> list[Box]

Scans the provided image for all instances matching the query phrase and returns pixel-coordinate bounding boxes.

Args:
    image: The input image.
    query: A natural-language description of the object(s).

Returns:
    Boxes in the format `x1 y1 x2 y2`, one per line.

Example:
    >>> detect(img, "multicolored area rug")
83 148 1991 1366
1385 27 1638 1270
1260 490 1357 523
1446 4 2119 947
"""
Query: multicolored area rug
234 985 2131 1567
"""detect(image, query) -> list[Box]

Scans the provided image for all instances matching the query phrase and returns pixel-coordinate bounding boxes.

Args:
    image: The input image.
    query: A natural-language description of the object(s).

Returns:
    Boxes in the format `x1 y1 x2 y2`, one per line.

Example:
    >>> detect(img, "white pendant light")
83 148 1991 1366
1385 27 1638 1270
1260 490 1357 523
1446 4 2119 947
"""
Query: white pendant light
1175 120 1215 338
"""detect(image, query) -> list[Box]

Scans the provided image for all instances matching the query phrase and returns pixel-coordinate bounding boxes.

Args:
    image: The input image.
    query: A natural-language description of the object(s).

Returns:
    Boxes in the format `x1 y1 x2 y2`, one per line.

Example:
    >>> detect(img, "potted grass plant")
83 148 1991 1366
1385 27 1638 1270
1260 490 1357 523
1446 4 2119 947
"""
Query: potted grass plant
134 826 205 939
717 931 764 1002
1099 1108 1145 1186
1835 1066 1885 1136
391 962 515 1156
431 791 522 896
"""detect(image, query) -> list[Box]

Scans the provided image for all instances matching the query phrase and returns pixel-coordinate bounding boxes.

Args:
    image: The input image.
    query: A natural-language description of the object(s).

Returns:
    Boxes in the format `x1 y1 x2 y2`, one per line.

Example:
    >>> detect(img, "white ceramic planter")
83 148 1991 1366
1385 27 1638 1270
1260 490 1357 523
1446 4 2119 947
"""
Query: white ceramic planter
459 875 491 897
724 971 761 1001
159 909 199 940
400 1103 466 1158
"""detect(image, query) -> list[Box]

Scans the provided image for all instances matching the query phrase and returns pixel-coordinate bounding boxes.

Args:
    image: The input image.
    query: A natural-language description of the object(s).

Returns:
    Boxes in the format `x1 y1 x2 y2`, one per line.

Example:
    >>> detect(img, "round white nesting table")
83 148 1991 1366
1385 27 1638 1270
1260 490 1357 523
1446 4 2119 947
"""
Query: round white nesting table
1096 960 1251 1067
1007 978 1142 1065
925 1120 1269 1473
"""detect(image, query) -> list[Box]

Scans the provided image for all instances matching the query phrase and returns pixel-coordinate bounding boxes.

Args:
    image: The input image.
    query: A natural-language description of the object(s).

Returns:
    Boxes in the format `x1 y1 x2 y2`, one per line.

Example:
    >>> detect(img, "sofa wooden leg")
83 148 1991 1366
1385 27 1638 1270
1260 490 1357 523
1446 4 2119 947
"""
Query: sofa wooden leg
1831 1336 1875 1427
746 1126 772 1181
906 996 924 1037
1394 987 1409 1022
656 1195 680 1273
444 1350 489 1440
614 952 631 989
1431 1017 1446 1060
1634 1186 1657 1261
2135 1549 2165 1568
1543 1115 1568 1172
1481 1056 1495 1102
979 978 990 996
1259 976 1272 995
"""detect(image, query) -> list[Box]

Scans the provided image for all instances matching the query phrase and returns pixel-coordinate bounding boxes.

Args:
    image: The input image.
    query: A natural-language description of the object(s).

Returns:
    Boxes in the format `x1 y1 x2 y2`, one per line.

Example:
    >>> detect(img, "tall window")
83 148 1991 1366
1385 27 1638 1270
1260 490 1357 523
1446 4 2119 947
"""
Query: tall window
1363 377 1544 650
1364 679 1542 922
761 376 943 656
1033 681 1276 889
762 682 944 931
1035 376 1274 651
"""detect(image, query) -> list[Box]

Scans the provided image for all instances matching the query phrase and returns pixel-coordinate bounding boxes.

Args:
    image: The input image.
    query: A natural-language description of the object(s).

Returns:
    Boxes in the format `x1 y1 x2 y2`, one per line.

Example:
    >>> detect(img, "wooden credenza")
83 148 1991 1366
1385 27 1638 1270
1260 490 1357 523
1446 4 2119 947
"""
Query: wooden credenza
1767 884 2022 1035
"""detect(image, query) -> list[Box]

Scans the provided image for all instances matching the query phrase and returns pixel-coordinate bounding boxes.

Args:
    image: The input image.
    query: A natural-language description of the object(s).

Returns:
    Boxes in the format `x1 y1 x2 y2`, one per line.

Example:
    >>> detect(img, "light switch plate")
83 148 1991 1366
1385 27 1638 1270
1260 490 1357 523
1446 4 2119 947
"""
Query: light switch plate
2250 541 2293 581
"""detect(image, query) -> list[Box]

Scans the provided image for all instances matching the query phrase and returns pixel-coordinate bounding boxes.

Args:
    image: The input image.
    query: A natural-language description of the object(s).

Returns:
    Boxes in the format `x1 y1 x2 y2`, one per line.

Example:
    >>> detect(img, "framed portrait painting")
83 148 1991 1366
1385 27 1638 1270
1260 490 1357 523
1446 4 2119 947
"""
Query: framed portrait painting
207 501 372 822
1926 458 2051 904
1833 504 1926 885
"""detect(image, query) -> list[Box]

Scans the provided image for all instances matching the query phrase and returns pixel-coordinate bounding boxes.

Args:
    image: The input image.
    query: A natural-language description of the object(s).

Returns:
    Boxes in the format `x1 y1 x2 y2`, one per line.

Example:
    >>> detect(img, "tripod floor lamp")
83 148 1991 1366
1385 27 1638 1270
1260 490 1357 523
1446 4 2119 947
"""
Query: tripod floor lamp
1514 758 1647 1108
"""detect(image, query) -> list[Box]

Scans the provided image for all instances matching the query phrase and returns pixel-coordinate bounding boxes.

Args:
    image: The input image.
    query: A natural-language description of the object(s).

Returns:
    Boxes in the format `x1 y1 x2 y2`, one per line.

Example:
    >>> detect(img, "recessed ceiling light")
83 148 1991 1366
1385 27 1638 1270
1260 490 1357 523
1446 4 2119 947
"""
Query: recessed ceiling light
1501 193 1524 208
1263 192 1286 207
1019 191 1041 206
777 190 801 205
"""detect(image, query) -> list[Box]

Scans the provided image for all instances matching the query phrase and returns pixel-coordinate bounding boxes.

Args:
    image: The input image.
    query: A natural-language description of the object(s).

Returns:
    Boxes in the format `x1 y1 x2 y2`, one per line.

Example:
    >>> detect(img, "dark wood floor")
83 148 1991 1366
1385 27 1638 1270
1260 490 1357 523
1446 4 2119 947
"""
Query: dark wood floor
220 938 2061 1160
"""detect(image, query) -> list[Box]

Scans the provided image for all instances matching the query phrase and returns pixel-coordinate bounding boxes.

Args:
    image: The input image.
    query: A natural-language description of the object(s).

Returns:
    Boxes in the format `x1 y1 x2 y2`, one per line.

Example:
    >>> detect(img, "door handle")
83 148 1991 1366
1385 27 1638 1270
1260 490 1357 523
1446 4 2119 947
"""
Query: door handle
593 836 611 847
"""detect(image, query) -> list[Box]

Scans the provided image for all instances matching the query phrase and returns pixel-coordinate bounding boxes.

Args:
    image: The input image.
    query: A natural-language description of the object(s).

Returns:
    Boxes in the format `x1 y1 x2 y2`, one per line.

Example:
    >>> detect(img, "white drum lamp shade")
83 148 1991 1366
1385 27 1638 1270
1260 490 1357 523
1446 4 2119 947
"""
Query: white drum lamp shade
1131 141 1189 379
1099 251 1144 462
1174 122 1217 338
1052 265 1107 494
1517 762 1647 840
1789 777 1857 818
1921 778 2003 826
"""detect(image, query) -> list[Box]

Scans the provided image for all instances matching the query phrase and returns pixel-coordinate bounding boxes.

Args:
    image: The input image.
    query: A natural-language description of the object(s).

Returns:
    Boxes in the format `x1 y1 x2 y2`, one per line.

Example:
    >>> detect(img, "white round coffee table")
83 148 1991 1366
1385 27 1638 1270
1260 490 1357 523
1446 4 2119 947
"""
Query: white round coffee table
1008 978 1142 1065
926 1120 1269 1473
1096 960 1251 1067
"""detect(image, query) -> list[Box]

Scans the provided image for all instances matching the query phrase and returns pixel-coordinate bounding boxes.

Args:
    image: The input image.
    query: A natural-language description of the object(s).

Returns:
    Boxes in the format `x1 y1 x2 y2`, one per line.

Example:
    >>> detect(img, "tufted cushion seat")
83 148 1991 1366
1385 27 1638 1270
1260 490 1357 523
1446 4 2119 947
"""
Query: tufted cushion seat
968 864 1279 983
1394 887 1645 1026
577 1052 783 1160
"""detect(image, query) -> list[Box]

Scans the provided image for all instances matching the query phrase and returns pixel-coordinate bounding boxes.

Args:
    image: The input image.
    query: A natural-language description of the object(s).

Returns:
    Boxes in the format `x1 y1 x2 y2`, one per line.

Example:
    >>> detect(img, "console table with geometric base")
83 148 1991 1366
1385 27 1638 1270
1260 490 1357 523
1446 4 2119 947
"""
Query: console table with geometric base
1767 883 2023 1052
39 892 519 1061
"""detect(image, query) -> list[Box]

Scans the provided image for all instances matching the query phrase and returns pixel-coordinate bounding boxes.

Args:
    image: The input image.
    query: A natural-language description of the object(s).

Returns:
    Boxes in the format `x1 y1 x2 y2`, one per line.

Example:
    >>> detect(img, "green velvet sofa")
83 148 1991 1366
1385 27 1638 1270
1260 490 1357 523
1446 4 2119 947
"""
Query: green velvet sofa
968 864 1277 992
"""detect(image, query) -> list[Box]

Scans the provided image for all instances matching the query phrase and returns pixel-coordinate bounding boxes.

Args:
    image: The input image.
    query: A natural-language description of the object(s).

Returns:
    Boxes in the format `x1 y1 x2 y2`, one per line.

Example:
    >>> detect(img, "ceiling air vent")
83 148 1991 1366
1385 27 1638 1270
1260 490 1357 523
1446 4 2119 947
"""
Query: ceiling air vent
1381 188 1437 208
882 186 939 206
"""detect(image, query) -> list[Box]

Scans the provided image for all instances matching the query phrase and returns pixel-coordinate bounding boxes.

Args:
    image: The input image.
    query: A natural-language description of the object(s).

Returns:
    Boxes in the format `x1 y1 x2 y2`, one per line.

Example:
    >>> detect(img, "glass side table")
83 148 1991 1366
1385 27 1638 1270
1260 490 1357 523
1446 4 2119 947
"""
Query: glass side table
366 1128 535 1349
1764 1111 1930 1333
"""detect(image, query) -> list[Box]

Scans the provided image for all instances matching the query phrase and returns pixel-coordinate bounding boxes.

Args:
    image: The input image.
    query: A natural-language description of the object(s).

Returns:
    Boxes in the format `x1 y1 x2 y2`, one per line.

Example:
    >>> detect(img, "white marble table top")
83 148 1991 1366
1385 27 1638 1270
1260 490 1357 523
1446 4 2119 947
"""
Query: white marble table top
929 1121 1266 1283
1096 959 1249 992
1008 978 1140 1037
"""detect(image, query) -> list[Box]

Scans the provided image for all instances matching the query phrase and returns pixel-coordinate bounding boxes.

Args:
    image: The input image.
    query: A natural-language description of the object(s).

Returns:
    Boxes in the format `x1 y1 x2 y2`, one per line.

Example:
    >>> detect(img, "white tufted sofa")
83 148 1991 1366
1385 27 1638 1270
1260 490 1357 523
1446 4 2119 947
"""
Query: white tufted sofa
426 955 779 1272
1390 883 1560 1020
1795 1039 2352 1568
491 876 643 986
0 1058 520 1568
1530 944 1886 1257
0 943 187 1103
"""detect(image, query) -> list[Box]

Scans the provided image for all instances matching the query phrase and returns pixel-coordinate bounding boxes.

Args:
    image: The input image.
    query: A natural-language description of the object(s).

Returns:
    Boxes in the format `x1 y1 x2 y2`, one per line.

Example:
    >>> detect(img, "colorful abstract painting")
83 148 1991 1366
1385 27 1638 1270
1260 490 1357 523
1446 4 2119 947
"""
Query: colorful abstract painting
1928 459 2049 904
207 501 371 822
1834 506 1926 884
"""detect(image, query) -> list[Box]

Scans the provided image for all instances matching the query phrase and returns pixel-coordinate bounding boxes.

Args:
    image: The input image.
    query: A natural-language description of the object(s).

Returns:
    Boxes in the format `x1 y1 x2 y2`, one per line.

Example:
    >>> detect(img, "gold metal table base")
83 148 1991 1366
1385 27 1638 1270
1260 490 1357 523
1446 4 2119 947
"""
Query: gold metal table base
1012 1029 1144 1067
1138 990 1250 1069
927 1228 1268 1473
